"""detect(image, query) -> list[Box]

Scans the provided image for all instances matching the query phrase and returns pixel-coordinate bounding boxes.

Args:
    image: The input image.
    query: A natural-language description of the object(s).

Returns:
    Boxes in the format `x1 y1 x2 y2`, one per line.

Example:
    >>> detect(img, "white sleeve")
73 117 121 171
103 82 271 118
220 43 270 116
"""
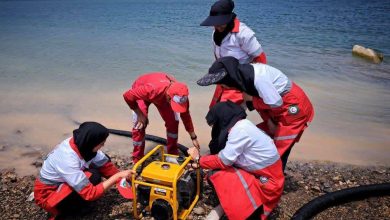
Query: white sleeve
91 150 109 168
53 156 90 192
239 28 263 58
218 128 250 166
254 73 283 108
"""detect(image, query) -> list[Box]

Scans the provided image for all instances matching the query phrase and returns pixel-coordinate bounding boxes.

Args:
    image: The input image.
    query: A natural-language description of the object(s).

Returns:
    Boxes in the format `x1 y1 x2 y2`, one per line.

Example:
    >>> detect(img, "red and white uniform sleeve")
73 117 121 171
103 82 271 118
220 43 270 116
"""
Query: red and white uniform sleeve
253 64 291 108
252 52 267 64
238 27 263 61
200 120 280 171
200 128 247 169
179 102 195 133
213 20 266 65
254 76 283 108
199 154 229 170
123 84 157 109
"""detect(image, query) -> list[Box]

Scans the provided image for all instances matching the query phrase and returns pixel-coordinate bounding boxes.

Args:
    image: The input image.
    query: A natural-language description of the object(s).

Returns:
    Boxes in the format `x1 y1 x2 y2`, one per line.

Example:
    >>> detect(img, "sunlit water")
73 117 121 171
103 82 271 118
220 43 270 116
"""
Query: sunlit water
0 0 389 175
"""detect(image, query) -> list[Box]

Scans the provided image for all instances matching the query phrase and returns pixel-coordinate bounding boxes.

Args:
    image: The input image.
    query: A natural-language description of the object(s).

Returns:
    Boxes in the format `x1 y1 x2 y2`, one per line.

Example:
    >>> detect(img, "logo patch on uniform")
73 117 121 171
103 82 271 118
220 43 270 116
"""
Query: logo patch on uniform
259 176 268 184
120 178 130 188
288 105 299 115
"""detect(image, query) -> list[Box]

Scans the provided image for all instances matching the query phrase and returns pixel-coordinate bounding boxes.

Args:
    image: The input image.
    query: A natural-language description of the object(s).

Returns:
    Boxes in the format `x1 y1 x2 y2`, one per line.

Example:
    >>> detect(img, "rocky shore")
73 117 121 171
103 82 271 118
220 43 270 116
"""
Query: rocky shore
1 154 389 220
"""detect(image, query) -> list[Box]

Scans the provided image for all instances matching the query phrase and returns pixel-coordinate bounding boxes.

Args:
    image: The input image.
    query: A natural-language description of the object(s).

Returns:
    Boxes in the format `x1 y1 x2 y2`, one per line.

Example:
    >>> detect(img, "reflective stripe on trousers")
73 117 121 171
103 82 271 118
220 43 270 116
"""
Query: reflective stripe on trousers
234 168 257 209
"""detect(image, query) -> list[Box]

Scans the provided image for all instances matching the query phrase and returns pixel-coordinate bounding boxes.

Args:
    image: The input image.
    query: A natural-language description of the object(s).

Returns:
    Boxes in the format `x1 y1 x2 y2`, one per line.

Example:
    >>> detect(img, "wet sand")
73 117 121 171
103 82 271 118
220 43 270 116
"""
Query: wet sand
0 77 389 176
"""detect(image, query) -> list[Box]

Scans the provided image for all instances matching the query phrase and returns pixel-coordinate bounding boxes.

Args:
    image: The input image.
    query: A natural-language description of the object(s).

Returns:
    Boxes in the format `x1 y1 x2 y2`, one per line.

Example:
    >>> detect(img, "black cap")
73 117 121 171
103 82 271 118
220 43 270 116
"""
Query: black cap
197 69 227 86
200 0 235 26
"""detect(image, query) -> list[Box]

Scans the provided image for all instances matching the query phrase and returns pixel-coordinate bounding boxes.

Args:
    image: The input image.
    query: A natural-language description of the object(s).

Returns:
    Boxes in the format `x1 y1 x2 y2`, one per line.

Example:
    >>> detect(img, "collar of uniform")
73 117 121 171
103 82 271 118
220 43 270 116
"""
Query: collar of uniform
69 137 83 159
232 18 240 33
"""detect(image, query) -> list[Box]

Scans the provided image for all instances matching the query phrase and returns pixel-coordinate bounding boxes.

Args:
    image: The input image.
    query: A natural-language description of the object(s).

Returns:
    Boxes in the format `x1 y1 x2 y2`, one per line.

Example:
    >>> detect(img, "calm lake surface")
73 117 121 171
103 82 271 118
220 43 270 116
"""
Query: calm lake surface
0 0 389 175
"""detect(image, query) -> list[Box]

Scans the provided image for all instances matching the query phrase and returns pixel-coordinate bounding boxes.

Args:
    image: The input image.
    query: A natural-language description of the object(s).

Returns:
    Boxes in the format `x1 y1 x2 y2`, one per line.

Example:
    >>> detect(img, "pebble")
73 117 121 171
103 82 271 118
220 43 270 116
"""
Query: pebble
0 157 389 220
373 169 386 174
311 186 321 192
26 192 34 202
6 173 17 183
192 207 205 215
332 176 340 181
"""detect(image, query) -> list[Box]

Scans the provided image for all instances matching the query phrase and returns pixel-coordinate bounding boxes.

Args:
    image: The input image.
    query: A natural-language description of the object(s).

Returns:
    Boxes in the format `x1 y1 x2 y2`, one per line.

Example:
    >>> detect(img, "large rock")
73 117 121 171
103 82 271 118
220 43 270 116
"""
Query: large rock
352 45 384 63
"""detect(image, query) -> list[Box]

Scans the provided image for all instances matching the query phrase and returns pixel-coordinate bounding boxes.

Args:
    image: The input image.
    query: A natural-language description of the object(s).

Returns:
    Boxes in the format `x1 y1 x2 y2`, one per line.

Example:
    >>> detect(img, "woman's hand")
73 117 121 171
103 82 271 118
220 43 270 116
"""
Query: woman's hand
192 138 200 149
186 162 199 169
135 112 148 130
187 147 200 160
103 170 135 191
189 132 200 149
115 170 136 181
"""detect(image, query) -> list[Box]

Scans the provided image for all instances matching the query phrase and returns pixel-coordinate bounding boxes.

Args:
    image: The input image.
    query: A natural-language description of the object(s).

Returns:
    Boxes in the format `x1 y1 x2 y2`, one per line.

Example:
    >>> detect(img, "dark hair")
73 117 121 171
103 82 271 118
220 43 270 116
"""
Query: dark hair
73 122 109 161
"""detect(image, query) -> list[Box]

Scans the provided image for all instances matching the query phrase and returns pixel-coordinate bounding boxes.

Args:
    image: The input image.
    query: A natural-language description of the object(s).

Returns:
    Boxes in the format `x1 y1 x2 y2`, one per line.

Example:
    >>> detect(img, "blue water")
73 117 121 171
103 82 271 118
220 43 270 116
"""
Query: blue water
0 0 389 167
0 0 389 81
1 0 389 115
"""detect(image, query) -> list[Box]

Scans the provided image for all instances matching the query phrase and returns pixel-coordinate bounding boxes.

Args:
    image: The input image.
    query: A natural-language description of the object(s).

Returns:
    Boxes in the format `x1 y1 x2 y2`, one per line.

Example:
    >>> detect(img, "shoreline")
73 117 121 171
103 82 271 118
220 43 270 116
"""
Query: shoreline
1 82 390 171
1 127 389 177
1 153 389 220
1 138 389 178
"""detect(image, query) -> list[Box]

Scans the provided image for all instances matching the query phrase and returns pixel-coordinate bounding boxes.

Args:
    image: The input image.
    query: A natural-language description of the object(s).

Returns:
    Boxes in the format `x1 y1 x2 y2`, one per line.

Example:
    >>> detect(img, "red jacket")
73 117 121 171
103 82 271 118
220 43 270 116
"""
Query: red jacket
123 72 194 132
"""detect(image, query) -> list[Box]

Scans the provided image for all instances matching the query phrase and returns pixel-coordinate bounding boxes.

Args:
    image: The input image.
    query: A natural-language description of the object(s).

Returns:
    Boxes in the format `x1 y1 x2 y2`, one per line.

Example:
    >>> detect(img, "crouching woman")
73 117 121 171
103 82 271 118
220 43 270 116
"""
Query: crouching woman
188 101 284 220
34 122 134 219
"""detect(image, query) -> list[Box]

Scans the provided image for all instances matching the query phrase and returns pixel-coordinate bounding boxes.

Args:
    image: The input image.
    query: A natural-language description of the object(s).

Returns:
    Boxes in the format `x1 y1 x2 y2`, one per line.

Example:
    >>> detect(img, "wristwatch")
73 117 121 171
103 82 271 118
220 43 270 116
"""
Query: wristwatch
191 134 197 140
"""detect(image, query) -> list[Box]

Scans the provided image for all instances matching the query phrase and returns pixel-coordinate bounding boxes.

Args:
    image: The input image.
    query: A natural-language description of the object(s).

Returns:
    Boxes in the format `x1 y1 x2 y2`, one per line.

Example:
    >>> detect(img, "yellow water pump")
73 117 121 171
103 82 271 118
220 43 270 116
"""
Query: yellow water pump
131 145 201 220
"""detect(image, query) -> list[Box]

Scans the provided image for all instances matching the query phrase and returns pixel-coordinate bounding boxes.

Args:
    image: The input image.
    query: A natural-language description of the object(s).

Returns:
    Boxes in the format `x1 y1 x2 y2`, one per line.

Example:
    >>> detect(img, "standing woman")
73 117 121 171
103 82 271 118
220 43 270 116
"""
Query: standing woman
200 0 267 108
34 122 134 219
123 72 200 164
187 101 284 220
197 57 314 170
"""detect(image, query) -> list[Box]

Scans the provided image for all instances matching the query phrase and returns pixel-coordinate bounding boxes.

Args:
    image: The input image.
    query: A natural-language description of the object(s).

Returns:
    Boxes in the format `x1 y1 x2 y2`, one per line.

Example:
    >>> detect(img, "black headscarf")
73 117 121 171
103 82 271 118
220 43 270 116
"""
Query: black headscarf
213 13 236 46
206 101 247 154
73 122 109 161
209 56 259 96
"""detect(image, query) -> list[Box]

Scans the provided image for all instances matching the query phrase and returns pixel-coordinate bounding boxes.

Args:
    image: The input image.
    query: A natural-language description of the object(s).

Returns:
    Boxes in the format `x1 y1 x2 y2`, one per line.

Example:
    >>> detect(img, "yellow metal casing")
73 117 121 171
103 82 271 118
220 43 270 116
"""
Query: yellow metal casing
148 186 174 212
131 145 201 220
141 161 185 186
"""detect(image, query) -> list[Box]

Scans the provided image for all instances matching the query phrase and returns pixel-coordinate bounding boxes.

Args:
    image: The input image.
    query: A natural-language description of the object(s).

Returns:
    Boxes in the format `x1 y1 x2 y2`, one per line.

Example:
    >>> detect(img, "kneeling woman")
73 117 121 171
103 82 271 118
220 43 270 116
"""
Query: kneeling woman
197 56 314 171
34 122 134 219
187 102 284 220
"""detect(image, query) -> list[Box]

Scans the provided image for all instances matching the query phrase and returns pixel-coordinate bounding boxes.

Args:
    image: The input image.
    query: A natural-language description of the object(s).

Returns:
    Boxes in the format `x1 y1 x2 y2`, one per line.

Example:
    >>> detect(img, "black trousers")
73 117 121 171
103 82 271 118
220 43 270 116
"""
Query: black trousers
281 145 293 172
56 168 102 215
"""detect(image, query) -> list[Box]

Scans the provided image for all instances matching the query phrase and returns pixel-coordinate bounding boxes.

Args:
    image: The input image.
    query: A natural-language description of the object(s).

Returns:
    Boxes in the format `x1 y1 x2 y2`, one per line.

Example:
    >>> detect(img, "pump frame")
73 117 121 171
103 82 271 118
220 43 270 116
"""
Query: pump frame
131 145 201 220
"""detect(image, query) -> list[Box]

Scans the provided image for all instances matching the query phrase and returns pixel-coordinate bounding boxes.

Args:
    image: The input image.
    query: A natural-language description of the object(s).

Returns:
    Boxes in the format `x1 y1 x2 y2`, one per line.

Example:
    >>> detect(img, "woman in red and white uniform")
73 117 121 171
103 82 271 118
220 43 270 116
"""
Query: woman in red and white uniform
123 72 199 163
187 101 284 220
34 122 134 219
197 56 315 171
200 0 267 108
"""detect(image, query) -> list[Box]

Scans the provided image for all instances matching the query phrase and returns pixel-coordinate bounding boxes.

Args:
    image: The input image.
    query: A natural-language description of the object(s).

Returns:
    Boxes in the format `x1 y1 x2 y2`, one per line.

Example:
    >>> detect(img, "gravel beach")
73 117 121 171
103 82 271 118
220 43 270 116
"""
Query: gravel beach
1 154 389 220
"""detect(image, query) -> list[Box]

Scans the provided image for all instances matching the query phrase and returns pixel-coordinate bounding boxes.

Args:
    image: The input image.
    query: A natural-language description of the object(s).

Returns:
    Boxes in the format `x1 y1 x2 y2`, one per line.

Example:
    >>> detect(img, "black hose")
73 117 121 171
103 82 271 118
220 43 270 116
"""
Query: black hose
108 128 189 157
291 182 390 220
